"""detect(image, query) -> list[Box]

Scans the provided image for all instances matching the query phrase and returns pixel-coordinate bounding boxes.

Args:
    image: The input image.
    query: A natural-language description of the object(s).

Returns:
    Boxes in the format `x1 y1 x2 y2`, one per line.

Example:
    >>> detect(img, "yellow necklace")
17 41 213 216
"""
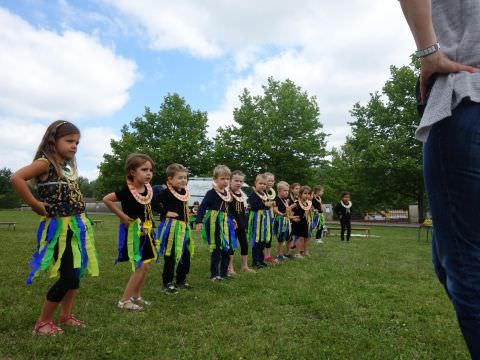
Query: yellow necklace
298 200 312 211
230 189 245 203
213 185 232 202
167 182 191 202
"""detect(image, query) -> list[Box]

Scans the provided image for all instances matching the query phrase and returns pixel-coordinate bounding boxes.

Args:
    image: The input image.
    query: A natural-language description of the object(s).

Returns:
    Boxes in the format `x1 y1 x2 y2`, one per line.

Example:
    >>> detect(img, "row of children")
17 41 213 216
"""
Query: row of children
10 120 331 336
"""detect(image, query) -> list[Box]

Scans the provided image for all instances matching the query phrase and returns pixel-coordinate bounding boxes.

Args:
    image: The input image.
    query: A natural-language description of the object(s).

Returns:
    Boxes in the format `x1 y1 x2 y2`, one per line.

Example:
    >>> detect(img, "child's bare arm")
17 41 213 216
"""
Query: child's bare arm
10 160 50 216
103 192 132 226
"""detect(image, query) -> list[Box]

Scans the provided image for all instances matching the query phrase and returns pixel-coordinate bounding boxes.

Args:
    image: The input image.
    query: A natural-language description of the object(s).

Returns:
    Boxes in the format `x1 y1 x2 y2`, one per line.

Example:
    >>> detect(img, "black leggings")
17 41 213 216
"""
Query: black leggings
340 219 351 241
163 247 191 286
235 229 248 256
46 230 80 302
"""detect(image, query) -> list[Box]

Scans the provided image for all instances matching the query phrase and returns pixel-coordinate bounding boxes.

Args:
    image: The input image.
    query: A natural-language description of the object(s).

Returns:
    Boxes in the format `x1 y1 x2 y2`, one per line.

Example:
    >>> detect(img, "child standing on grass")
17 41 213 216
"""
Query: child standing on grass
263 172 278 264
195 165 237 281
247 174 270 268
11 120 99 336
286 182 301 257
311 185 324 244
291 186 312 258
103 154 156 311
155 163 194 293
189 201 200 229
335 192 352 242
228 170 255 273
273 181 292 261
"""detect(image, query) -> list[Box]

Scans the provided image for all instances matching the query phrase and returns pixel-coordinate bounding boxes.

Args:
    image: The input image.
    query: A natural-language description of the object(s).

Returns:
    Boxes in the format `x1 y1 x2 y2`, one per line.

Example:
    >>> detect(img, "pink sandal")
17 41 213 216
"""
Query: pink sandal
33 320 64 336
59 315 86 327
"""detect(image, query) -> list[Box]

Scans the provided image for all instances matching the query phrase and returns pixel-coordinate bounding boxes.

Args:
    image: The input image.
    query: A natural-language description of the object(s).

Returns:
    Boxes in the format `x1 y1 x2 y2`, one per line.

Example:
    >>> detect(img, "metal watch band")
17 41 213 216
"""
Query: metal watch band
415 43 440 58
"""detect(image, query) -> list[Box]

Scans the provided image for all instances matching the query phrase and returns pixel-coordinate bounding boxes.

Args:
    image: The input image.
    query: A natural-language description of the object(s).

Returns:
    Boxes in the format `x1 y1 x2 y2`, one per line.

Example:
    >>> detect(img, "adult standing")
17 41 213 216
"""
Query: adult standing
400 1 480 358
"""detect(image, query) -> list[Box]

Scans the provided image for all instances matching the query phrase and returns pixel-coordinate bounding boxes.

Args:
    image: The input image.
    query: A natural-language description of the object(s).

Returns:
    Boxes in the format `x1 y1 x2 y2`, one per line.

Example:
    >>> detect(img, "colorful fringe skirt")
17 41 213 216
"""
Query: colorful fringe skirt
201 210 237 252
157 218 194 265
116 218 157 271
248 209 273 247
27 213 99 285
273 215 291 242
309 212 321 238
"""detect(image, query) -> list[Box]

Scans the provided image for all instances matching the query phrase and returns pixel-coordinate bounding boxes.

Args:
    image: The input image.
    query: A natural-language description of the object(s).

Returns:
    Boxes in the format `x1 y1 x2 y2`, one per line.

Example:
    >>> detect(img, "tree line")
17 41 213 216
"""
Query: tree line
1 61 424 219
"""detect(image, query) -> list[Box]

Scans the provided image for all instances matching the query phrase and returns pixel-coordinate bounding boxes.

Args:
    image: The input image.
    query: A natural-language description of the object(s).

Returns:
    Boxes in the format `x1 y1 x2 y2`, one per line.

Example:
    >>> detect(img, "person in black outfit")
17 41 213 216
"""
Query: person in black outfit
247 174 270 268
154 163 193 293
229 170 255 273
196 165 236 281
334 192 352 242
312 185 325 243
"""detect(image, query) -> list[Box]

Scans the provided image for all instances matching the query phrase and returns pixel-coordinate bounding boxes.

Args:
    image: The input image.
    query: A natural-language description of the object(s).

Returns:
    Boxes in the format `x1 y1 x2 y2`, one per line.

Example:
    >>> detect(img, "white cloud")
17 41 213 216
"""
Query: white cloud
0 7 137 119
104 0 416 149
0 7 137 179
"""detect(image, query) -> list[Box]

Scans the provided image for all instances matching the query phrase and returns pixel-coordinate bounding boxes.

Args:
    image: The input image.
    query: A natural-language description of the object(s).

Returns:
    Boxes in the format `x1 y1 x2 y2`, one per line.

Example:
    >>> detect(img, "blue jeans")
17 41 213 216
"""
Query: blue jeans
424 100 480 359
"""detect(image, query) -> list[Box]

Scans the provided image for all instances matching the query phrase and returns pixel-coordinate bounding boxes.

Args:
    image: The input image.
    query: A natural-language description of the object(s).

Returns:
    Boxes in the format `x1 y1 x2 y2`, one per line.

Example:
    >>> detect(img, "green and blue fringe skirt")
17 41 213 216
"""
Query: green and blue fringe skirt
27 213 99 285
273 215 291 242
116 218 157 272
247 209 273 247
309 212 321 238
201 210 237 252
157 218 194 266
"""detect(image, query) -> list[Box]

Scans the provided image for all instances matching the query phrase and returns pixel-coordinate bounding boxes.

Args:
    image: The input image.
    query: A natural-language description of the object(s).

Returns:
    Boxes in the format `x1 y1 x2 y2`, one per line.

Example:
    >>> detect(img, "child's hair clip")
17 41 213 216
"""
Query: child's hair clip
56 121 68 128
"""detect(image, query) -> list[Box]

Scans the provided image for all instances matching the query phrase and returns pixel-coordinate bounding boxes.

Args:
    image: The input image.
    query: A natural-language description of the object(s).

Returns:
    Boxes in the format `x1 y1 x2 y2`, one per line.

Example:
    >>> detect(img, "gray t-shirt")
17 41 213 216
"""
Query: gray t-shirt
416 0 480 142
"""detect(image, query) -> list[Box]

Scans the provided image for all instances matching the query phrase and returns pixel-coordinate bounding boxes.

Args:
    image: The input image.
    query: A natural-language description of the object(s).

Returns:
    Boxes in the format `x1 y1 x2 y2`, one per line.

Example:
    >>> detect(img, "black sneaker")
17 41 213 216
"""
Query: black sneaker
221 274 233 280
162 283 178 294
176 282 192 290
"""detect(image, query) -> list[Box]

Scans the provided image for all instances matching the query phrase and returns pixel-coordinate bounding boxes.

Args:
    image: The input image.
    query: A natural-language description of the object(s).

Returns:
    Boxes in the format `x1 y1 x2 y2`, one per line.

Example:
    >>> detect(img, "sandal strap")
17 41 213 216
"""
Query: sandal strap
35 320 63 335
60 314 84 325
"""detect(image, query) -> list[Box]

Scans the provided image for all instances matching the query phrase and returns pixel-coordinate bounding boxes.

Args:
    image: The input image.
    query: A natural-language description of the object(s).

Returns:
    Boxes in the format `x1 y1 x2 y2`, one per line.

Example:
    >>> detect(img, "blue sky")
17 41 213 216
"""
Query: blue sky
0 0 414 179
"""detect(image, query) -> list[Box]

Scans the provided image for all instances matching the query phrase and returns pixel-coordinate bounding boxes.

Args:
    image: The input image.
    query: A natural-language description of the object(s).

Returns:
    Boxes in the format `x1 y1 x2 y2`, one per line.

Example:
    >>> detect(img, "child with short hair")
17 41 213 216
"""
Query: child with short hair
189 201 200 229
312 185 325 244
11 120 99 335
195 165 237 281
263 172 277 264
103 153 156 311
228 170 255 273
247 174 271 268
273 181 292 261
291 186 313 257
335 192 353 242
155 163 194 293
285 182 301 257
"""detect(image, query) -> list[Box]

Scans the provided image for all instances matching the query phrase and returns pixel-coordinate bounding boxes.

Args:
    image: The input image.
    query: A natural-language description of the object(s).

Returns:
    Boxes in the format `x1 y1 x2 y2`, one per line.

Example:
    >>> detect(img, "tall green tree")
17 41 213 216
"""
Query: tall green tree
214 77 327 184
96 93 213 195
329 59 425 220
0 168 21 208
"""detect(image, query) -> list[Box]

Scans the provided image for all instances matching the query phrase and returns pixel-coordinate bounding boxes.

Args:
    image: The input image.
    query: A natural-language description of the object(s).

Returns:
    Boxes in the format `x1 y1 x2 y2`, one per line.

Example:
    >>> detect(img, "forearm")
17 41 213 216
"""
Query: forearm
399 0 436 49
10 176 39 208
102 197 126 219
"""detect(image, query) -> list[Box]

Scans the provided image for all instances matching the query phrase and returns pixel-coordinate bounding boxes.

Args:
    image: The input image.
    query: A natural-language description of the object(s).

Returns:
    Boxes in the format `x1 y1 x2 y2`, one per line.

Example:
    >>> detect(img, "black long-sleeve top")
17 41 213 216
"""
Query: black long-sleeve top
196 188 230 224
153 187 189 222
312 196 323 212
334 202 352 221
275 196 288 215
229 192 248 230
247 191 268 211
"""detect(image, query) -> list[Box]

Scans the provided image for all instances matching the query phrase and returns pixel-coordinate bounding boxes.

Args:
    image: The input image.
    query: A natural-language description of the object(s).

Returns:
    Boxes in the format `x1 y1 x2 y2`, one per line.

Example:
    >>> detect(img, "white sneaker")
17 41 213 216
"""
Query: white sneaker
117 299 143 311
316 239 324 244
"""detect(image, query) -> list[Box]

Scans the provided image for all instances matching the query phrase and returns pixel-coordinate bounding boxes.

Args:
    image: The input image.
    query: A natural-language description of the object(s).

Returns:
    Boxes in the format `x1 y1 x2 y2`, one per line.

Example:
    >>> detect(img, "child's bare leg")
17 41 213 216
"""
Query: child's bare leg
241 255 255 272
59 289 78 318
121 264 149 301
228 255 236 274
132 263 150 298
38 300 58 323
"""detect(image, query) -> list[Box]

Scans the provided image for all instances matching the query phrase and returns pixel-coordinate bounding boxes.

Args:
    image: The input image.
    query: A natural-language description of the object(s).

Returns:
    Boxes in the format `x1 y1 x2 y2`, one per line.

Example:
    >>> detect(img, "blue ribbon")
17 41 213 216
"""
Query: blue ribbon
76 215 89 270
115 223 127 264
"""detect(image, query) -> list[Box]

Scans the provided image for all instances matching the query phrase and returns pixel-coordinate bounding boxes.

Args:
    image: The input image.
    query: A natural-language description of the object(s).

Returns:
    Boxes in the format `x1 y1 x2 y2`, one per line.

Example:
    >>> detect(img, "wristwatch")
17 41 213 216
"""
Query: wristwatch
415 42 440 58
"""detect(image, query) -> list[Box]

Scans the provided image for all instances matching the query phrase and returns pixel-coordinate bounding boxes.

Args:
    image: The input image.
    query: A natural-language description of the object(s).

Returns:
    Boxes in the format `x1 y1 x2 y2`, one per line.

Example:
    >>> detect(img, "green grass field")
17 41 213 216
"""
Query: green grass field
0 210 469 359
